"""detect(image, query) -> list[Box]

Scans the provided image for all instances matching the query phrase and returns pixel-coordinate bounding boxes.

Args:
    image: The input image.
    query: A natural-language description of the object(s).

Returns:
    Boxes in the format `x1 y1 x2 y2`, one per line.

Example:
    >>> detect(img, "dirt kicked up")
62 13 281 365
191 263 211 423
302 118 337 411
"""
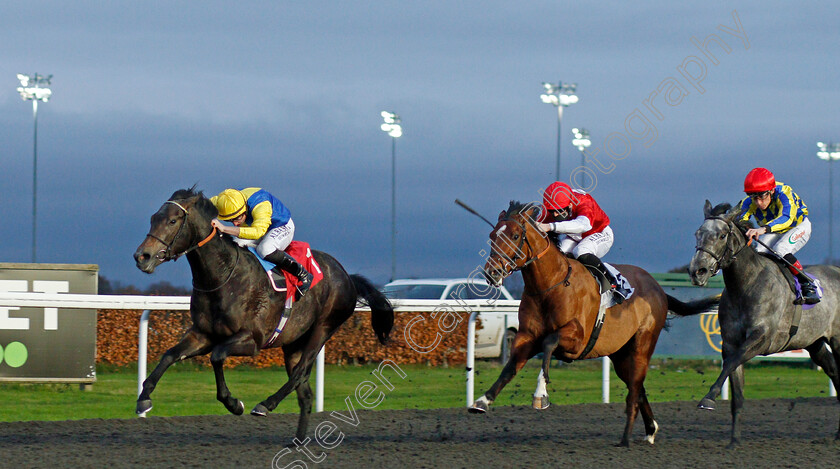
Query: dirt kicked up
0 398 837 468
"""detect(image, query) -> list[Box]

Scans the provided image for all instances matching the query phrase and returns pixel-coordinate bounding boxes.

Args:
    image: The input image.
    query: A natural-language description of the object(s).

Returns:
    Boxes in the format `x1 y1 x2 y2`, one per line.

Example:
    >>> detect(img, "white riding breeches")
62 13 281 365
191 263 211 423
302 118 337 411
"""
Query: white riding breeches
558 225 614 258
256 218 295 258
754 218 810 257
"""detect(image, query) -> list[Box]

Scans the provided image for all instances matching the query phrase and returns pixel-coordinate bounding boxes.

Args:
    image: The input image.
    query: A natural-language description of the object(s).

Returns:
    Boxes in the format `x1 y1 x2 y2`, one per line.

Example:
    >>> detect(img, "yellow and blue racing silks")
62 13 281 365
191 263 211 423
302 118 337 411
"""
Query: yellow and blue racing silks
739 181 808 233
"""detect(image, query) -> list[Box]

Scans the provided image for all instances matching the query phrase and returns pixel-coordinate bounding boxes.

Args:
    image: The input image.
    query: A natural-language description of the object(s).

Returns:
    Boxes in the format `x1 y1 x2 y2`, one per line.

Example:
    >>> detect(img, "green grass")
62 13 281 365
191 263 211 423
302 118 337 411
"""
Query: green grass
0 359 834 422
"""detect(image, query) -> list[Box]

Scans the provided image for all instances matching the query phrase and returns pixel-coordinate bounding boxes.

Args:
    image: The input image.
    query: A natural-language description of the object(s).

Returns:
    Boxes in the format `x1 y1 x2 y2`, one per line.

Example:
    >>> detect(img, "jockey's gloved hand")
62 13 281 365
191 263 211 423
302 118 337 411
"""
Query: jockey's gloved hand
537 223 553 233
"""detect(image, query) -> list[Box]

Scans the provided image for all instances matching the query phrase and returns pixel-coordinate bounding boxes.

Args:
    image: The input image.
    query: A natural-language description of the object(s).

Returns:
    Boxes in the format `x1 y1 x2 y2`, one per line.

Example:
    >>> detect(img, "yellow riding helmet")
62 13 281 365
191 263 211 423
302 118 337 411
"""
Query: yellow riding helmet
215 189 247 220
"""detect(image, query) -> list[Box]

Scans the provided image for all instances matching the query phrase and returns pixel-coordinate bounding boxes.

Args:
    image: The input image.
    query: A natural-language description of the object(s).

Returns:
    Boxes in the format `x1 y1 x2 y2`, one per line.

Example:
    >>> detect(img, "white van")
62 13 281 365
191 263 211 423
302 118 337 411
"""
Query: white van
382 278 518 361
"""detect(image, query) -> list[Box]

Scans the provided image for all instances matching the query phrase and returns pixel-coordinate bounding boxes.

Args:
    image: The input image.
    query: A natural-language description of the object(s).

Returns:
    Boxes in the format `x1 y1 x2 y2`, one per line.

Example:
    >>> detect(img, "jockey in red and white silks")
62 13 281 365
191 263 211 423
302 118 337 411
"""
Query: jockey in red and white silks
537 181 628 302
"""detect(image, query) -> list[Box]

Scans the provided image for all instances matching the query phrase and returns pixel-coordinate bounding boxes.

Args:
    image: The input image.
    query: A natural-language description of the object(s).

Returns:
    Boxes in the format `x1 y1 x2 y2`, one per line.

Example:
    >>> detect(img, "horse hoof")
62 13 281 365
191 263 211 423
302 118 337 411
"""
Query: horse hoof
250 403 269 416
698 397 716 411
230 400 244 416
136 399 153 415
532 396 550 410
644 420 659 445
468 401 488 414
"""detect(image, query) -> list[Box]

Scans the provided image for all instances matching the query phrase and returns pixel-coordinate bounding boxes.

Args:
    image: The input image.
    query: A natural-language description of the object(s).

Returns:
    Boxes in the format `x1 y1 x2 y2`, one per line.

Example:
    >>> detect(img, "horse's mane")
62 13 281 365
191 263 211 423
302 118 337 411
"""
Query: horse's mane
505 200 540 219
709 201 752 232
169 186 219 219
709 202 731 216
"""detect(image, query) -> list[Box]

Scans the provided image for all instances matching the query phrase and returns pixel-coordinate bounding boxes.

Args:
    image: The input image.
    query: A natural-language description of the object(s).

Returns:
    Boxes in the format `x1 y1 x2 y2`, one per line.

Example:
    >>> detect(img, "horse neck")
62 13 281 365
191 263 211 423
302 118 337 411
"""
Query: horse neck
185 221 239 289
721 234 764 293
520 230 570 294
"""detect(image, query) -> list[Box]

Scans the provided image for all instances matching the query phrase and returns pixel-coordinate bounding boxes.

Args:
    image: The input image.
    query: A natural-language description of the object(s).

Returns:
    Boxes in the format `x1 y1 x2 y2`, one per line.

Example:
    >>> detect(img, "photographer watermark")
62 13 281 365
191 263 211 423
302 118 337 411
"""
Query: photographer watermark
569 9 749 192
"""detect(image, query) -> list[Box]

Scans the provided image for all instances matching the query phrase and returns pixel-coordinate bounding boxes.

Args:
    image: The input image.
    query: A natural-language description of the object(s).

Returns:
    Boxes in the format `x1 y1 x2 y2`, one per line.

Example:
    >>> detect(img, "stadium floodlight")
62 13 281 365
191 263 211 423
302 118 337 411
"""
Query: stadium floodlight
540 82 578 180
380 111 402 280
817 141 840 263
17 73 53 263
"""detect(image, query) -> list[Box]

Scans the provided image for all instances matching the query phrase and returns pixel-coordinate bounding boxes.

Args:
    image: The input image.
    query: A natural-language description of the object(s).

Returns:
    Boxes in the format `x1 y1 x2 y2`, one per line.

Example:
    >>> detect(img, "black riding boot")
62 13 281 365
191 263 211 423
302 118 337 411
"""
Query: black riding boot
264 250 313 296
577 253 627 304
784 254 819 305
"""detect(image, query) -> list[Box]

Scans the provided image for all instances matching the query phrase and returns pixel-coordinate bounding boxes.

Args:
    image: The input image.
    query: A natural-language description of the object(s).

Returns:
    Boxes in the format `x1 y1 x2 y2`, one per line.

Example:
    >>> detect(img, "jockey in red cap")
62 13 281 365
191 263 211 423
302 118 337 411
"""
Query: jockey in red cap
537 181 629 303
740 168 818 304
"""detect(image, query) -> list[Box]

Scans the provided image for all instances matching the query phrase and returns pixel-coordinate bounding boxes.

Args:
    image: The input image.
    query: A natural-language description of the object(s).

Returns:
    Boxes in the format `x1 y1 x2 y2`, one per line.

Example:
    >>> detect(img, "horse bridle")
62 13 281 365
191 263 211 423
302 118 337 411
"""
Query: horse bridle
146 200 217 262
490 216 552 275
695 215 749 272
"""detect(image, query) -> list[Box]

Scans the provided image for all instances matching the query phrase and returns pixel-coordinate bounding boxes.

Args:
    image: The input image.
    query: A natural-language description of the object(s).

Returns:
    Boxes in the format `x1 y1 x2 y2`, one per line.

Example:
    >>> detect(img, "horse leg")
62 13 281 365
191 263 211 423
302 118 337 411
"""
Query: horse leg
610 344 654 447
469 334 538 413
210 331 260 415
698 330 768 410
533 332 561 410
253 326 327 418
807 339 840 439
137 328 213 415
282 346 315 441
727 364 746 448
637 387 659 445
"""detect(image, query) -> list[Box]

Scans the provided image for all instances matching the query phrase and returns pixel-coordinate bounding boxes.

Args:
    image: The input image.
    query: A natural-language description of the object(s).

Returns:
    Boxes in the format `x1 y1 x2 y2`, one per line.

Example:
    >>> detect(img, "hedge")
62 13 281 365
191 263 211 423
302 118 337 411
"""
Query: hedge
96 308 485 368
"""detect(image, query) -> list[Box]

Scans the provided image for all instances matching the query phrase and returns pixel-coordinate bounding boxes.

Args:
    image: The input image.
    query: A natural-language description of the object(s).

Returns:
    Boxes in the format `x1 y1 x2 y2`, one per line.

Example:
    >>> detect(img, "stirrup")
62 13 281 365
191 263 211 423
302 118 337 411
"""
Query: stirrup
799 282 819 305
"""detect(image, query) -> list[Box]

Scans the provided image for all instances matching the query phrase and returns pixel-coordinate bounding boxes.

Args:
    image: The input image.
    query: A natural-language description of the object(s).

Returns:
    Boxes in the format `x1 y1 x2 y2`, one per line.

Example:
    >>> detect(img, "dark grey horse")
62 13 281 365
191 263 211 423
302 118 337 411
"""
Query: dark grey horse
681 200 840 446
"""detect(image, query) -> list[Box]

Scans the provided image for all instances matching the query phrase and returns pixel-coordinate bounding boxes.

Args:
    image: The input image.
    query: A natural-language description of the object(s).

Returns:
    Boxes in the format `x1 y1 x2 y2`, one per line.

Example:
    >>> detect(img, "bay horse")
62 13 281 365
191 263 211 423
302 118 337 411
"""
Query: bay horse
133 188 394 440
684 200 840 446
467 201 715 446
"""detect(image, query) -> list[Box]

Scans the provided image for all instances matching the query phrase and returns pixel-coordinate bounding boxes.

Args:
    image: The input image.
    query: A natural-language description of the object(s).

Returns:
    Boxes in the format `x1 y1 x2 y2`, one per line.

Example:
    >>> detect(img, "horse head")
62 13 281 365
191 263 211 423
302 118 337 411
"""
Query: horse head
483 200 548 286
134 187 218 273
689 200 748 286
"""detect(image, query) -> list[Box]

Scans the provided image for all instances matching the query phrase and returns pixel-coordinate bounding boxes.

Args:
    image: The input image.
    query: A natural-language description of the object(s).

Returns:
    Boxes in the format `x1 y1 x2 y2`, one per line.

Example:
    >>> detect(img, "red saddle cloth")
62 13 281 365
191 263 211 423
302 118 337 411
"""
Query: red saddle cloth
277 241 324 303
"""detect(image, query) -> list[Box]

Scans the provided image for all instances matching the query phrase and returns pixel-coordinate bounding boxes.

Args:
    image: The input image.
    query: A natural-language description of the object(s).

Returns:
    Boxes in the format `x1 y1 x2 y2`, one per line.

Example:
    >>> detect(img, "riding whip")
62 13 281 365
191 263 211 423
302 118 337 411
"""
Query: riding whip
455 199 495 228
749 237 805 276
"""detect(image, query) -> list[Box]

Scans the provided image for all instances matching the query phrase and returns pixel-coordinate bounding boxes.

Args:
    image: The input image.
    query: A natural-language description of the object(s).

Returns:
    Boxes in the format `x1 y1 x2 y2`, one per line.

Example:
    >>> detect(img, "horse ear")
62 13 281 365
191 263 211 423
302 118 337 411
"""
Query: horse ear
703 200 713 218
498 210 506 221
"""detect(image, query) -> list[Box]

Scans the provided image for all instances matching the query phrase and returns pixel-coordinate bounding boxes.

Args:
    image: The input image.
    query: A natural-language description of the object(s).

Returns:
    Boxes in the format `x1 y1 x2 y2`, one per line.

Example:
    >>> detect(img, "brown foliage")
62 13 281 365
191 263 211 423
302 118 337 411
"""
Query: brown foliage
96 309 481 368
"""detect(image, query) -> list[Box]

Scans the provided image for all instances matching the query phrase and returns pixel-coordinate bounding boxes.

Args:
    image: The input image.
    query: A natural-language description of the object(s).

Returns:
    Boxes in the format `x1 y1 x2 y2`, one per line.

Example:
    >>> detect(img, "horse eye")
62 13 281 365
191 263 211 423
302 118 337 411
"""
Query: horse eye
719 234 726 239
169 218 178 225
512 234 519 240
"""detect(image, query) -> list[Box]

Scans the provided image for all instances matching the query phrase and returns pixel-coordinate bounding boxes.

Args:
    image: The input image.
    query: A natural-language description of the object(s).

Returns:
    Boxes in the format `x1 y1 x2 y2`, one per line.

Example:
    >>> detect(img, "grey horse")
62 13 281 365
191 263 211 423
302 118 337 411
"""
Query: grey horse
680 200 840 446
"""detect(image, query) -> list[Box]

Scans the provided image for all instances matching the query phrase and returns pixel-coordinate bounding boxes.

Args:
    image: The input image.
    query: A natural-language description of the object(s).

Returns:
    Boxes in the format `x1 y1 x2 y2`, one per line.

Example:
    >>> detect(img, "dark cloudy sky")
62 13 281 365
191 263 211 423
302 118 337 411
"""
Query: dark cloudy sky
2 1 839 289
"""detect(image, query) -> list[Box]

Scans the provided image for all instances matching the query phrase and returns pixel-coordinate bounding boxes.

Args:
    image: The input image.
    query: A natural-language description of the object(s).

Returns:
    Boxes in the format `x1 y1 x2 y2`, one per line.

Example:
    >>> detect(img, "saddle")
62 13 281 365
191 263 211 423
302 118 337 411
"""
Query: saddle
582 264 611 295
757 253 823 338
251 241 323 302
250 241 324 347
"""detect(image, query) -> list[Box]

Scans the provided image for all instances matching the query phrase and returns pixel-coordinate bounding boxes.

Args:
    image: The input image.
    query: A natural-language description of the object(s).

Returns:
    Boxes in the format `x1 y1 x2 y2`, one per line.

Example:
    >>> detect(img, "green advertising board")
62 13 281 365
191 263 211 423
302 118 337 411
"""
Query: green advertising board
0 263 97 383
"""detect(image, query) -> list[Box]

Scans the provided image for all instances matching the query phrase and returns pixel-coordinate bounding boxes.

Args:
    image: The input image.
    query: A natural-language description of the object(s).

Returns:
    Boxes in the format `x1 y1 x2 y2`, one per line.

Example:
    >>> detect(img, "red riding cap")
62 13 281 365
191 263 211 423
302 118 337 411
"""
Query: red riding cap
543 182 574 210
744 167 776 194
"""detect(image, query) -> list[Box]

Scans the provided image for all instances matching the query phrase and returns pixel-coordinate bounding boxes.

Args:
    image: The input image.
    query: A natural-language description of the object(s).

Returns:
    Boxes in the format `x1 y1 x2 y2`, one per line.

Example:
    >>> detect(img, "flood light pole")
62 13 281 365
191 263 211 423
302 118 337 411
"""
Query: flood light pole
817 141 840 263
540 82 578 180
572 127 591 168
17 73 52 263
381 111 402 281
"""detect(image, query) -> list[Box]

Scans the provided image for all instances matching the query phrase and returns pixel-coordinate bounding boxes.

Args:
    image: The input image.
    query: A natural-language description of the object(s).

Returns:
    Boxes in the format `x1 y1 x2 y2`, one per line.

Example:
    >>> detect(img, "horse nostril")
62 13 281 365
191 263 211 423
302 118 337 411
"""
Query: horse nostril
697 268 707 277
135 252 150 263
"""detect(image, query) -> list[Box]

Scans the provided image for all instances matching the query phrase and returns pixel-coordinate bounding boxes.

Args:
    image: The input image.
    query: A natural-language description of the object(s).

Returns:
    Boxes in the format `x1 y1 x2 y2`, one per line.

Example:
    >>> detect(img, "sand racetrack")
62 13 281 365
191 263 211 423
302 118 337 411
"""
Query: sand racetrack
1 397 837 468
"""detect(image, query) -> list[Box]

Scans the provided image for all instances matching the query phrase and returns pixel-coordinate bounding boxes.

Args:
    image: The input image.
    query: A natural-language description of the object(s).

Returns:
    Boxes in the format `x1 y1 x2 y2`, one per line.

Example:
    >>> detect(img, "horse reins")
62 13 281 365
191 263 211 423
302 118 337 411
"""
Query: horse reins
494 217 571 296
146 200 218 262
146 200 238 292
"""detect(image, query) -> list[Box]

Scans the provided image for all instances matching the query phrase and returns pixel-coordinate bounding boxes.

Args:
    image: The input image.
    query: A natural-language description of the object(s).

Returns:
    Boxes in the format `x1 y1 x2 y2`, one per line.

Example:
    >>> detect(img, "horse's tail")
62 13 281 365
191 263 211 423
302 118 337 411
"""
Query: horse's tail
351 274 394 345
666 293 721 317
